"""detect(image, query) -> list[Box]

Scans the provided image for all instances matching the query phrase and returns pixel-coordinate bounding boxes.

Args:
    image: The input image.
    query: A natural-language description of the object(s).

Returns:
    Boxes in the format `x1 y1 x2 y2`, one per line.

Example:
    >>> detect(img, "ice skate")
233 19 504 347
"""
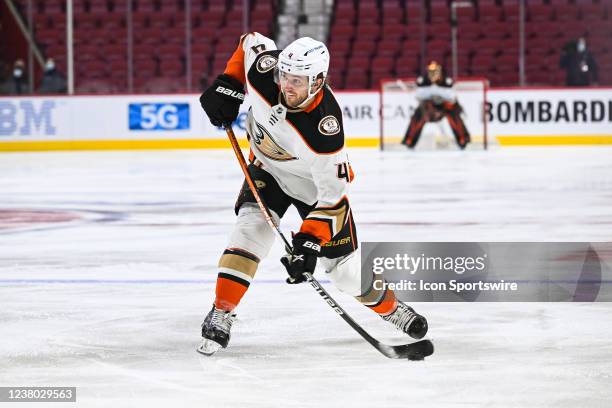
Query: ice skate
197 305 236 356
382 302 428 339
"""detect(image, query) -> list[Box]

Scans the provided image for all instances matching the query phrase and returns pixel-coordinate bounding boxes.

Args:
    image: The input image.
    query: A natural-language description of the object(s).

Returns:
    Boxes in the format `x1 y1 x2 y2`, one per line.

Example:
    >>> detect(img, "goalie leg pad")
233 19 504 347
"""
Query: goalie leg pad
402 104 427 147
446 103 471 148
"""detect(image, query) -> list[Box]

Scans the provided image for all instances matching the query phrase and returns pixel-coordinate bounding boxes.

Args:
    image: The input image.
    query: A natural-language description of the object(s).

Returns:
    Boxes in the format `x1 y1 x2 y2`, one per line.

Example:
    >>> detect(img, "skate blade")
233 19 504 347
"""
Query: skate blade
196 339 223 356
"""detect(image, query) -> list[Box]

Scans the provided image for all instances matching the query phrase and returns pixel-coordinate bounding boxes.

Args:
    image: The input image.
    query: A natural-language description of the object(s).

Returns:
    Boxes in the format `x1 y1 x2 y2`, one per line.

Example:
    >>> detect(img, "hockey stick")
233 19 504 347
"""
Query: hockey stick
224 124 433 360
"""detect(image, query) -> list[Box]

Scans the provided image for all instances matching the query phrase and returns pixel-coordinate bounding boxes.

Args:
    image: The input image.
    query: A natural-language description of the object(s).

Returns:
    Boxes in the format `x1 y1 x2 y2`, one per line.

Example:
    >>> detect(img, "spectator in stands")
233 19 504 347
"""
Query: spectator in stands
560 37 598 87
0 59 28 94
38 58 67 94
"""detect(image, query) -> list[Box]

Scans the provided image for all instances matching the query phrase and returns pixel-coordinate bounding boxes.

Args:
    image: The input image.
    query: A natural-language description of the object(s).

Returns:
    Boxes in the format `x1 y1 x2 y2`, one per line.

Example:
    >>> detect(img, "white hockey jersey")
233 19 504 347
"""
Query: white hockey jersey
415 75 456 104
223 32 354 245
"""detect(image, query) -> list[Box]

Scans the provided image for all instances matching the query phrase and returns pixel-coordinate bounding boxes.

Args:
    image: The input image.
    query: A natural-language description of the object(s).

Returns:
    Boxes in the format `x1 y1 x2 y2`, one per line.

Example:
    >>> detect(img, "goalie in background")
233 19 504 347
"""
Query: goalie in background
401 61 470 150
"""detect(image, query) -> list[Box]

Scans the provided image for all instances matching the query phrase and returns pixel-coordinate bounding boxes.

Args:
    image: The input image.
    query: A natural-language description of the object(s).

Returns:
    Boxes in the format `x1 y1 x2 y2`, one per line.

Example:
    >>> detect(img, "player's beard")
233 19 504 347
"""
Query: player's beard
282 89 307 108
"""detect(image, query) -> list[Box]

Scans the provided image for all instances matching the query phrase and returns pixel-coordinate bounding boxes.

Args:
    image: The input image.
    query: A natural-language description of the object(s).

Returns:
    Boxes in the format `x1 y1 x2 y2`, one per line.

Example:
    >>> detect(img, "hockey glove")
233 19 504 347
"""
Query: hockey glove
281 233 321 284
199 74 245 127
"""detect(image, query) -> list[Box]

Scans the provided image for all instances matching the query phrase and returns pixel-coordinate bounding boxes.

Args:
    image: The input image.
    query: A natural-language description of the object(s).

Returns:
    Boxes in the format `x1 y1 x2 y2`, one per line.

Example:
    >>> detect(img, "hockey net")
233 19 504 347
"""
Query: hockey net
379 78 489 151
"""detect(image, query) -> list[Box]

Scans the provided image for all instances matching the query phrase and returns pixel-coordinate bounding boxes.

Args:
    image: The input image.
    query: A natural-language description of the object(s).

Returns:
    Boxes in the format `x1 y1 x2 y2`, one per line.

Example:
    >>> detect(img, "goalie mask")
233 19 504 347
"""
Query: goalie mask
427 61 443 83
276 37 330 109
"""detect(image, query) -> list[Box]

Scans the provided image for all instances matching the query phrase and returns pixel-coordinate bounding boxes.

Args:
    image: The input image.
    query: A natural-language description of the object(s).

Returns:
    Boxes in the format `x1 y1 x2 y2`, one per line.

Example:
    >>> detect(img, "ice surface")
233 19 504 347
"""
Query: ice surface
1 147 612 407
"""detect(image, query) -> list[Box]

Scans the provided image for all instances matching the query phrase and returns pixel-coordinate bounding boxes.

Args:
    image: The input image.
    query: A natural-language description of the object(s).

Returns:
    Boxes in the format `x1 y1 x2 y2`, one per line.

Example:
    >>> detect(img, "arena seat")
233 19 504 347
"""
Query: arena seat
8 0 612 92
11 0 276 93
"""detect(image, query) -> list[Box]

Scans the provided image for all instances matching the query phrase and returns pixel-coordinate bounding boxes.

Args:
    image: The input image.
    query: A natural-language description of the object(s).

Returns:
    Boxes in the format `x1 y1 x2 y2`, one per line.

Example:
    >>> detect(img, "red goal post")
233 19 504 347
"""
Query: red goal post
379 77 490 151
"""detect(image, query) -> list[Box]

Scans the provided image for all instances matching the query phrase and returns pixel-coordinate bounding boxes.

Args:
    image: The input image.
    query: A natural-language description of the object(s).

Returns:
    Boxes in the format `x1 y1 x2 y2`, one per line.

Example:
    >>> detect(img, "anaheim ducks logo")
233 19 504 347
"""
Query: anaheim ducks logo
318 115 341 136
255 180 266 189
257 55 278 73
251 121 297 162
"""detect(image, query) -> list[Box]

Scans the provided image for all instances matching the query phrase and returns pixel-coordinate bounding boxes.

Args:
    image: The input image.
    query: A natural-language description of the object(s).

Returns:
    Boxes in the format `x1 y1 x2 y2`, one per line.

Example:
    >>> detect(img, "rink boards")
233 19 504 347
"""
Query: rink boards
1 87 611 151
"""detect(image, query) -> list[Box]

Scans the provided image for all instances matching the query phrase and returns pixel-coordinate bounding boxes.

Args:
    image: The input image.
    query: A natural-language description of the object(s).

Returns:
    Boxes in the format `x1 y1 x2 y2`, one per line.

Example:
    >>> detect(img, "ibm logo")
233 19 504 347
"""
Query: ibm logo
0 100 57 136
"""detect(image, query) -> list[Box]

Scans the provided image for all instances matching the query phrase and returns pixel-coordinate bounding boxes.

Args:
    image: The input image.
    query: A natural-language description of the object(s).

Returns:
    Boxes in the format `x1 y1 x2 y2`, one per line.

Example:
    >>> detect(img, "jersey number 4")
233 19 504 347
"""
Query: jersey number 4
251 44 266 54
336 162 352 182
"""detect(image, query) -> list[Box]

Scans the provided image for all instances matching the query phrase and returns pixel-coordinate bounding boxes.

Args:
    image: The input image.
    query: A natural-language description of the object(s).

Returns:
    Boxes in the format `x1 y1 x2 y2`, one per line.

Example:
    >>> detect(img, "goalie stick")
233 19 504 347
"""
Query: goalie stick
222 124 434 360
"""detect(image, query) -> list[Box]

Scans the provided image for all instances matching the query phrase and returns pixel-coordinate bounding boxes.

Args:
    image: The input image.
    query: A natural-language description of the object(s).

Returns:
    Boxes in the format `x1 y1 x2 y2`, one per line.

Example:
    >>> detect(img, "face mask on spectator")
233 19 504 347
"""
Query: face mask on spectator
13 68 23 78
577 39 586 52
45 60 55 72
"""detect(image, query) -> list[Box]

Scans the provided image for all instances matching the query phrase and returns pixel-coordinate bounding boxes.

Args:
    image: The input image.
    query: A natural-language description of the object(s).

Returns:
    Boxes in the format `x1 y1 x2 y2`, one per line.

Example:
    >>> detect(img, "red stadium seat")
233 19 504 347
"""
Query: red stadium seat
43 0 63 15
354 25 380 41
399 39 422 57
22 0 611 92
89 0 109 15
496 54 518 69
559 21 589 38
377 41 401 57
406 2 424 23
581 4 608 22
429 2 450 24
395 63 420 78
456 6 476 23
160 0 180 13
348 56 370 70
160 59 183 76
351 40 377 58
528 4 554 22
479 5 503 23
380 24 408 41
145 77 186 93
527 71 554 85
527 21 563 39
555 4 581 22
372 56 394 70
497 71 519 86
335 1 356 21
382 3 404 24
427 38 449 53
503 4 519 22
330 55 347 72
344 74 368 89
330 25 354 42
329 43 351 59
76 79 116 94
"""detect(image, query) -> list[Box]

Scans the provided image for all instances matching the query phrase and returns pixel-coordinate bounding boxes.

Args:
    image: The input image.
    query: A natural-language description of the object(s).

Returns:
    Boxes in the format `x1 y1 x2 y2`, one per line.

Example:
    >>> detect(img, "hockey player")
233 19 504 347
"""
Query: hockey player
402 61 470 149
198 32 428 354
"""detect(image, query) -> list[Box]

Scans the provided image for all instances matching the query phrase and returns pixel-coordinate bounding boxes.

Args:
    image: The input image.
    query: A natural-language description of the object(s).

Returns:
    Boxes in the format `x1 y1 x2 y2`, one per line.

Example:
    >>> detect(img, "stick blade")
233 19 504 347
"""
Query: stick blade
378 339 434 360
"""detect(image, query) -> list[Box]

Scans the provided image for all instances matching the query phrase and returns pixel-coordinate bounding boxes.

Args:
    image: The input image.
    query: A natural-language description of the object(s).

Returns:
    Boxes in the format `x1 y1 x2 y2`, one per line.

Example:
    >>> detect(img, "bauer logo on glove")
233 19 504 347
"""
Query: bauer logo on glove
214 85 245 101
200 74 245 127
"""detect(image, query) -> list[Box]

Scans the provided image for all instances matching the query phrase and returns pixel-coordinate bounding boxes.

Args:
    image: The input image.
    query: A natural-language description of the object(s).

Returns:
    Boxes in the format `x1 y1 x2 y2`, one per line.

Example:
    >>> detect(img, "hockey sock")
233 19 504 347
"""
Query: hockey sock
356 278 399 316
214 247 260 311
367 288 398 316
